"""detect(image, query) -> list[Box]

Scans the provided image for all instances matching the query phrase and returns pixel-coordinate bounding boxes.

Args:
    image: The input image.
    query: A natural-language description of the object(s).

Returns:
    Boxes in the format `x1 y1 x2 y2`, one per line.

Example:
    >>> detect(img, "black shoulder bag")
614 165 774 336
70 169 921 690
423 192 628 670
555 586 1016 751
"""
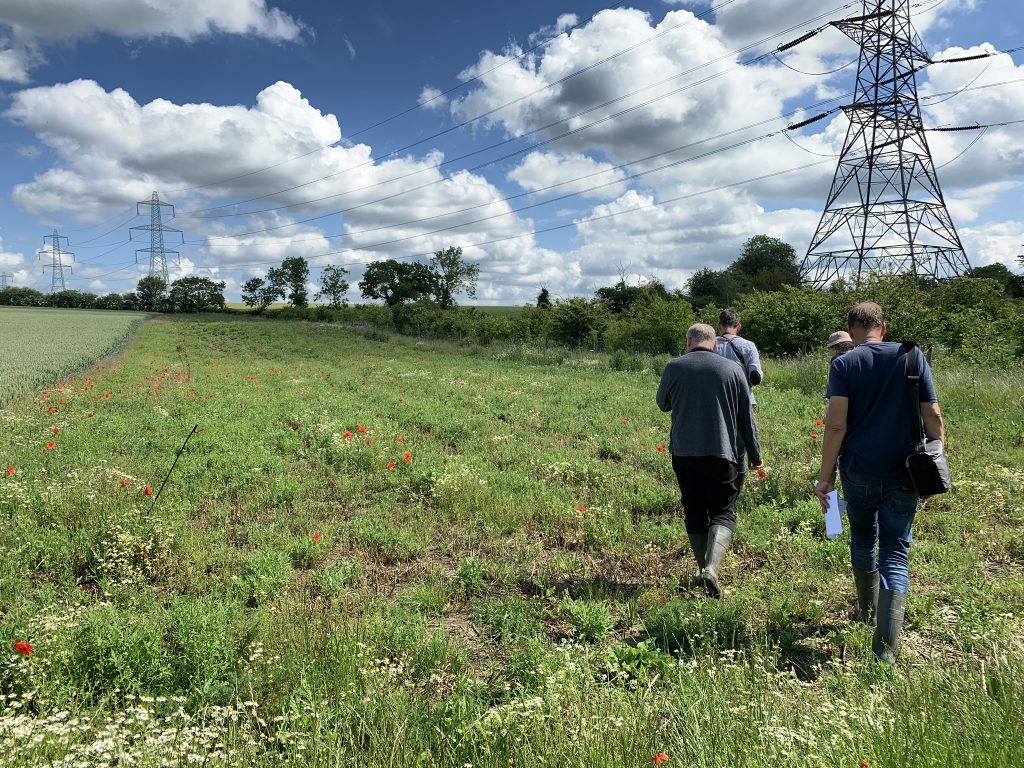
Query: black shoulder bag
903 341 951 495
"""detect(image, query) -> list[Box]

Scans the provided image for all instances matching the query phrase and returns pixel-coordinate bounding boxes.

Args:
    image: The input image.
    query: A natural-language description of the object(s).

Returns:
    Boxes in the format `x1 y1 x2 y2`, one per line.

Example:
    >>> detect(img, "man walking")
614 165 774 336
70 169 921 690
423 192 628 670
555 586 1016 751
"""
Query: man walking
657 323 764 598
716 309 764 394
814 302 945 663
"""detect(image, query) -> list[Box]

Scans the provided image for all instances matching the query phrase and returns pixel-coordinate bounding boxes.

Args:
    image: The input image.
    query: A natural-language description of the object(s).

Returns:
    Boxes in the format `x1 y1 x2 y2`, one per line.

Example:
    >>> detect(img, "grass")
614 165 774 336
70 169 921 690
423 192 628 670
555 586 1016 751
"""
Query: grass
0 313 1022 766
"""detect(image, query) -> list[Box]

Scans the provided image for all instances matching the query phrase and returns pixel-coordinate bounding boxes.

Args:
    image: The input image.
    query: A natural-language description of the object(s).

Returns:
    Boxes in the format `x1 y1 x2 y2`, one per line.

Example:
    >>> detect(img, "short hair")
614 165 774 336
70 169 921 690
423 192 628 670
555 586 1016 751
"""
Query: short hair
687 323 717 345
719 309 741 328
847 301 885 330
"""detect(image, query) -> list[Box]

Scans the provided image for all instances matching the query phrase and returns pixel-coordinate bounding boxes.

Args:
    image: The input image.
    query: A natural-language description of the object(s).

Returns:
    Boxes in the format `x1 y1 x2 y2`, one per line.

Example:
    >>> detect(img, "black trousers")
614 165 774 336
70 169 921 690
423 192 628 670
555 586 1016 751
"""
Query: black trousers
672 455 743 534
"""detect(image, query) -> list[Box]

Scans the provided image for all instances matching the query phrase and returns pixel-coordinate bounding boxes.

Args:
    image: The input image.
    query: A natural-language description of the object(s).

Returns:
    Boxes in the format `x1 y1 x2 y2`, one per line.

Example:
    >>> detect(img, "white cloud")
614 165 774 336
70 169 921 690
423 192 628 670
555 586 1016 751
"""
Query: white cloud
0 233 33 287
0 0 306 81
960 220 1024 271
508 151 628 199
418 86 447 111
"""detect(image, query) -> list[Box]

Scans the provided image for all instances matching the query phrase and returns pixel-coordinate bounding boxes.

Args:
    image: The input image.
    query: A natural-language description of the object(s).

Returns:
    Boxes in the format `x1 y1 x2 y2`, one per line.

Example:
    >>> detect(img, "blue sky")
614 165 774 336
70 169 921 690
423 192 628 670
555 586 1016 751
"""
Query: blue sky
0 0 1021 302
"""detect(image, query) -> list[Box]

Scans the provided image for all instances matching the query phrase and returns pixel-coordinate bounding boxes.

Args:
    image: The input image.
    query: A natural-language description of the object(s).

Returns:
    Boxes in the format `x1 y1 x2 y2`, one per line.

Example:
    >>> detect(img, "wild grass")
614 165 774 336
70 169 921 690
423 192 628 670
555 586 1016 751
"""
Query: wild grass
0 314 1021 766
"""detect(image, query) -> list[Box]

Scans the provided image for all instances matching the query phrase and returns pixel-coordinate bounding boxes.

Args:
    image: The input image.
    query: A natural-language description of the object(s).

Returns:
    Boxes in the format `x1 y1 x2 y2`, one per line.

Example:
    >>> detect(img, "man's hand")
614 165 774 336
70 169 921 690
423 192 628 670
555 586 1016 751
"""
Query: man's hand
814 477 834 512
748 458 763 471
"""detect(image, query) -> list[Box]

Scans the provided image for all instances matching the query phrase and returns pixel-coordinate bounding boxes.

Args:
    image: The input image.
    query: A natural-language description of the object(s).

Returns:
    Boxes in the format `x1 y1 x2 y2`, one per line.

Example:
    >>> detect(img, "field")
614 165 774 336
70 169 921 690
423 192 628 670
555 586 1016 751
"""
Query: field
0 307 151 408
1 314 1023 767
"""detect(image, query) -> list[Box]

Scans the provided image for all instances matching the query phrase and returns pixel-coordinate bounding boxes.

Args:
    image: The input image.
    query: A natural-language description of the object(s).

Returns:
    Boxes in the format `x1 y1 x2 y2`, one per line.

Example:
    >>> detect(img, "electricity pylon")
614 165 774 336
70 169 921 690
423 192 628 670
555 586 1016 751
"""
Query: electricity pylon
799 0 972 287
39 230 74 293
0 272 13 288
131 191 182 290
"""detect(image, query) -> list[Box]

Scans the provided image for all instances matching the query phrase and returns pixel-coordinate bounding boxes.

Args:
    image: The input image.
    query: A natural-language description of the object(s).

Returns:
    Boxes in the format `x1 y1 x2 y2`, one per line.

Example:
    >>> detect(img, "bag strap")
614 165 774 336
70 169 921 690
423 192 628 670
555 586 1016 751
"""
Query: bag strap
902 340 926 444
725 337 747 370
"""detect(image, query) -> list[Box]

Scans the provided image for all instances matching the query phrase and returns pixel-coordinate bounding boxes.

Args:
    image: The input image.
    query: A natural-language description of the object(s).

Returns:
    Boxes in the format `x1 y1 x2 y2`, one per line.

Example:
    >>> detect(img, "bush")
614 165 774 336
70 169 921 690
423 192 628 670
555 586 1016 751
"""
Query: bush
605 297 694 355
737 287 843 357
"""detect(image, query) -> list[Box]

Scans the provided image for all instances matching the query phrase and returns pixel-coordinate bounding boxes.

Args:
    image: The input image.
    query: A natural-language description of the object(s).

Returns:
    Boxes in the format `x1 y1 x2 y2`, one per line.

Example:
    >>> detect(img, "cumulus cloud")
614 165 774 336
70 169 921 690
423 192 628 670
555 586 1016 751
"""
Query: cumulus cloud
508 151 628 199
0 0 306 81
0 233 33 287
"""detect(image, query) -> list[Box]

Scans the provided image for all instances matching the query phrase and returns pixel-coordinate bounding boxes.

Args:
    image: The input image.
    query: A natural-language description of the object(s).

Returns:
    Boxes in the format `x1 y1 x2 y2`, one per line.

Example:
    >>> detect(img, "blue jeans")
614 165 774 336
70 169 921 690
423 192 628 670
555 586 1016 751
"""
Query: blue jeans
840 470 920 594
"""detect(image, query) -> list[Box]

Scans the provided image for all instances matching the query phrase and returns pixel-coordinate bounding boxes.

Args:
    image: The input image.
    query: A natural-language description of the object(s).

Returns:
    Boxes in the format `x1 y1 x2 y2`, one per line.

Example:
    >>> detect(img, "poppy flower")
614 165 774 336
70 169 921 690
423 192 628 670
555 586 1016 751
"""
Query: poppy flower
5 466 14 475
52 427 60 435
46 442 56 450
364 438 372 446
757 468 767 480
860 762 869 768
312 532 321 543
47 406 58 413
357 426 367 434
656 445 665 453
144 485 154 496
86 413 94 418
387 462 396 469
653 754 669 766
397 437 405 443
119 479 129 488
577 506 585 512
810 434 819 441
621 418 629 425
815 420 824 426
13 641 32 656
403 452 413 464
343 432 354 439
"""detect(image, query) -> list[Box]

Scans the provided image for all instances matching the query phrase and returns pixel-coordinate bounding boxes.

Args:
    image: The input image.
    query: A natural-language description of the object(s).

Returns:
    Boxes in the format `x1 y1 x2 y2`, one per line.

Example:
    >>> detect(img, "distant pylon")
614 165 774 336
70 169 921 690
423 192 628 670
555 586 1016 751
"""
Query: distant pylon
39 230 74 293
800 0 972 287
131 191 182 289
0 272 13 288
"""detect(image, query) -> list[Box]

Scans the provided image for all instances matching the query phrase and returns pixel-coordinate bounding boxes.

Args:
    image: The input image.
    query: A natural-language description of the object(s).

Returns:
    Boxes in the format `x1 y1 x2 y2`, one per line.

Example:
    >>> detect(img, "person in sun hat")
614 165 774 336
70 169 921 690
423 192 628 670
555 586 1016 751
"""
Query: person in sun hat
657 323 764 599
827 330 854 358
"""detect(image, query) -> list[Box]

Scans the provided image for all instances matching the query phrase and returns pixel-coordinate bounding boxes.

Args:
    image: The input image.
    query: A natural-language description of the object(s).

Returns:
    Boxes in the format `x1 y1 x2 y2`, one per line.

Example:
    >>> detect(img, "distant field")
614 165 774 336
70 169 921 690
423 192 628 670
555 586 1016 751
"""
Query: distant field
0 307 150 407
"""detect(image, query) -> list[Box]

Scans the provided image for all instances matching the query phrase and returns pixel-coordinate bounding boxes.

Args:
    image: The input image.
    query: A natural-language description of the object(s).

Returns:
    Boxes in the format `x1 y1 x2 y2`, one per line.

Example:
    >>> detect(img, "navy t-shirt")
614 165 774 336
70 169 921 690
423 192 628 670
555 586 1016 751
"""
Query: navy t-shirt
826 342 938 482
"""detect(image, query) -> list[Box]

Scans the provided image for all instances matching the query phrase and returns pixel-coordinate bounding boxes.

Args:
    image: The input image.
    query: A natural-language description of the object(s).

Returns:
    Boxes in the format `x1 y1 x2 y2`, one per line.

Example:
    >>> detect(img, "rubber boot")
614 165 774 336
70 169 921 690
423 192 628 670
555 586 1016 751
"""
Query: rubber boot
853 569 879 625
687 533 708 580
872 589 906 664
701 525 733 599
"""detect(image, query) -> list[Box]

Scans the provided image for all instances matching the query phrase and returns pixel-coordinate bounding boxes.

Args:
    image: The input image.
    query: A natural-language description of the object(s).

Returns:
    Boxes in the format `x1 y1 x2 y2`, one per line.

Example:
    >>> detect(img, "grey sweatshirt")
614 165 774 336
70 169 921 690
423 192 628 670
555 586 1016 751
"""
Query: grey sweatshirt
656 348 762 465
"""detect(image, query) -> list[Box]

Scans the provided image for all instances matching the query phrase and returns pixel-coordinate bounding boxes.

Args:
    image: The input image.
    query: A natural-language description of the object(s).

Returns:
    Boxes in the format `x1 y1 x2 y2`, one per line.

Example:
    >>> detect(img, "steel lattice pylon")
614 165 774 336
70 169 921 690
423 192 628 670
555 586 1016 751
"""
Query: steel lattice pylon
800 0 972 288
39 229 73 293
131 191 182 290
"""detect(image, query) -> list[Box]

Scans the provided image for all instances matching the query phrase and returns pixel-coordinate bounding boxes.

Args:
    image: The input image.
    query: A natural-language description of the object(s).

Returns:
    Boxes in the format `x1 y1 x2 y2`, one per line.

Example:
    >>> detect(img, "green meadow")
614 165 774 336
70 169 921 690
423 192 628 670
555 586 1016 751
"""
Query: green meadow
1 312 1022 767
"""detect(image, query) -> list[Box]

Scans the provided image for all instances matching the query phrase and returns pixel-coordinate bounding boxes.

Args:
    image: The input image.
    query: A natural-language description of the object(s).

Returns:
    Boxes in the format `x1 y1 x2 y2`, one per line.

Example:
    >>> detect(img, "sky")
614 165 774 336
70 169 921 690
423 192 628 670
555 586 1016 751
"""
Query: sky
0 0 1021 304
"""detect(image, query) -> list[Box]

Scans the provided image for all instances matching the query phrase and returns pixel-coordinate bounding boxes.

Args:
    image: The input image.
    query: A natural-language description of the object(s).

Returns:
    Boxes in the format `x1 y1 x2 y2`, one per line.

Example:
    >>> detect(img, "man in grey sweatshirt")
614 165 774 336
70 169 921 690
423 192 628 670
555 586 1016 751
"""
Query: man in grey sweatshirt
656 323 764 598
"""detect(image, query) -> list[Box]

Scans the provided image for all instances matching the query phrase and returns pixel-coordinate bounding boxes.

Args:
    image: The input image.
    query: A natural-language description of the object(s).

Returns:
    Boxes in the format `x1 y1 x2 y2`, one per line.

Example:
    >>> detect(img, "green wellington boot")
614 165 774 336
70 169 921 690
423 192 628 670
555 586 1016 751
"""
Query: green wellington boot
872 589 907 664
701 525 734 599
853 569 879 625
687 533 708 581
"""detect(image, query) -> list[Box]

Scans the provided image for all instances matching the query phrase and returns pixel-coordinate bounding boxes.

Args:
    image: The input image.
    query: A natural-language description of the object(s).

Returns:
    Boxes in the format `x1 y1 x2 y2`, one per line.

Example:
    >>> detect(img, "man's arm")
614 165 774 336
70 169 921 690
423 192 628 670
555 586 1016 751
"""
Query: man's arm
921 402 945 443
814 395 848 510
747 341 764 386
737 382 763 468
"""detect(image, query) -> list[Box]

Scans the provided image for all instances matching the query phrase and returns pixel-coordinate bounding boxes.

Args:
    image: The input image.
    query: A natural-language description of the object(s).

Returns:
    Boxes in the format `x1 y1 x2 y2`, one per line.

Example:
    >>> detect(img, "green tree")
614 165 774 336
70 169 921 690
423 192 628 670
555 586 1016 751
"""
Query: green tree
169 276 226 313
359 260 437 307
95 293 125 310
687 268 749 308
971 263 1024 298
595 279 670 314
136 276 167 312
429 246 479 308
279 257 310 307
0 287 45 306
550 298 609 349
48 290 97 309
605 296 695 355
729 234 801 291
316 265 350 308
241 276 283 312
736 287 843 357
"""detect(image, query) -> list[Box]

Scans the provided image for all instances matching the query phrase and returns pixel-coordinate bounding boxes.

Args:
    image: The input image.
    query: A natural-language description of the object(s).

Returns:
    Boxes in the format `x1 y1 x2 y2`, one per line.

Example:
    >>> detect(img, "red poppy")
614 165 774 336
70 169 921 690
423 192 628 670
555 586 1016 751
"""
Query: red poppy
621 418 629 425
102 393 111 399
577 505 585 512
387 462 396 469
13 641 32 656
46 442 56 450
397 437 405 443
364 438 372 446
757 468 767 480
653 754 669 766
357 426 367 434
815 420 824 426
656 445 665 453
397 397 404 402
312 532 321 543
860 762 869 768
144 485 154 496
47 407 58 413
810 434 819 440
119 479 129 488
52 427 60 435
86 413 93 418
403 452 412 463
343 432 354 439
5 466 14 475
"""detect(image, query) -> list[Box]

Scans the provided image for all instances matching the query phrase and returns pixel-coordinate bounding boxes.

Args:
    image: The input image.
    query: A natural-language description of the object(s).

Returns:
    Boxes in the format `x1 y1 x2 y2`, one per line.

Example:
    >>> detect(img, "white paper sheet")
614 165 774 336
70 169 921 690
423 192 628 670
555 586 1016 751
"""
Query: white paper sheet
825 490 844 540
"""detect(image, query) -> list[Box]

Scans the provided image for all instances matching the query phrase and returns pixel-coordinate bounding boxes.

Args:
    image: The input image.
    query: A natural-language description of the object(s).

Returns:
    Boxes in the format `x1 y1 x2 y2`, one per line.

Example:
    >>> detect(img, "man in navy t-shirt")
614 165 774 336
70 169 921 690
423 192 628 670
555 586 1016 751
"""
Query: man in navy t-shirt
814 302 945 664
